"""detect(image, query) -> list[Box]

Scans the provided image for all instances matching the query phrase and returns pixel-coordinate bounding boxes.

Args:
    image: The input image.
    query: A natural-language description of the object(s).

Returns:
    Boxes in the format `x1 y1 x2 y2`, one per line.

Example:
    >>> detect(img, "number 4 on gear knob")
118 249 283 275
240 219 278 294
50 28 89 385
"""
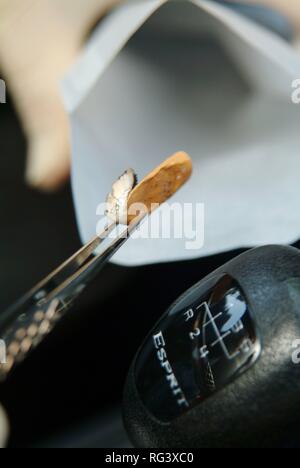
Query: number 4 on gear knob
123 245 300 448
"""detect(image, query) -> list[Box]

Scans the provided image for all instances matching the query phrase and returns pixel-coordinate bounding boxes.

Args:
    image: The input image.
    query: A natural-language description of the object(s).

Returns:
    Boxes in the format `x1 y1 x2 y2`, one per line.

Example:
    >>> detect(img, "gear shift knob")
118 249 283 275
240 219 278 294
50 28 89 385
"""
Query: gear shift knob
123 245 300 448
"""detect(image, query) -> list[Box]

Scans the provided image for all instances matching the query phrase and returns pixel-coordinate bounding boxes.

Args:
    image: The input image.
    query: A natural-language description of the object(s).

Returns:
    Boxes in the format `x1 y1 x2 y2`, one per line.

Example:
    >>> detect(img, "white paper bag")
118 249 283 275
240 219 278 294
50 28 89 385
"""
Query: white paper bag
62 0 300 266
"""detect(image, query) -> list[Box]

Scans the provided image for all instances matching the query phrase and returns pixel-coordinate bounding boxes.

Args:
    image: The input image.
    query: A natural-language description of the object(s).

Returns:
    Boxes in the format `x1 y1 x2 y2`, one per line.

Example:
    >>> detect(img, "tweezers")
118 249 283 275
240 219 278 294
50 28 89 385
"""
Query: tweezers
0 215 144 381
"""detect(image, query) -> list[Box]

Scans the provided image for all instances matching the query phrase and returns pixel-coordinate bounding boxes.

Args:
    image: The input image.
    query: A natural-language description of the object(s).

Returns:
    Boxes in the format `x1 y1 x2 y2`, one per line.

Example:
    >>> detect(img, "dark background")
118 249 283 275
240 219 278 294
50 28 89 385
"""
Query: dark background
0 1 298 448
0 98 247 447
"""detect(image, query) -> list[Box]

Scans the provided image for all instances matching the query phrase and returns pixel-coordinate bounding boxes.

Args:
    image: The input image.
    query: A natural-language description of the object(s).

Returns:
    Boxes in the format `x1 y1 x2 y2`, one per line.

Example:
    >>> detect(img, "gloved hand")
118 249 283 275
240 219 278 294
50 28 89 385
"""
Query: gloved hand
0 404 8 448
0 0 299 192
0 0 121 192
245 0 300 34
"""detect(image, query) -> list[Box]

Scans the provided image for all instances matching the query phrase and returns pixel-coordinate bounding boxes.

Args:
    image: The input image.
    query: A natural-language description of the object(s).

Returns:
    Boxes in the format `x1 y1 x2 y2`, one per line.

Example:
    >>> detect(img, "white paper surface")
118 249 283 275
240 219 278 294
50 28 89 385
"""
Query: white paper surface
62 0 300 266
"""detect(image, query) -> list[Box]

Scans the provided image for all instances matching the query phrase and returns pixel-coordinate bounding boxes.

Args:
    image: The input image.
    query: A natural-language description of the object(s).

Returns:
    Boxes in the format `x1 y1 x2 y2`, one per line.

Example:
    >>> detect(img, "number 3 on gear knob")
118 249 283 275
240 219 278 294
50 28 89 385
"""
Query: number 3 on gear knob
123 245 300 448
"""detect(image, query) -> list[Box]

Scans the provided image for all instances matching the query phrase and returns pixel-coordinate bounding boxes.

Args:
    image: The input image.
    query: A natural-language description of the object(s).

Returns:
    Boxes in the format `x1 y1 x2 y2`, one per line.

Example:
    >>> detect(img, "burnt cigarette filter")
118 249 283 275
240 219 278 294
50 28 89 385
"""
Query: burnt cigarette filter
106 152 192 225
0 152 193 380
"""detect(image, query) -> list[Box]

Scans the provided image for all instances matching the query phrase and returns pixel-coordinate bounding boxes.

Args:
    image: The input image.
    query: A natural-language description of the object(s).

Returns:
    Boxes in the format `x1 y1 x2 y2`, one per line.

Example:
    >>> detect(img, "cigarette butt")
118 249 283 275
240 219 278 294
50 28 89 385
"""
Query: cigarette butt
127 152 192 224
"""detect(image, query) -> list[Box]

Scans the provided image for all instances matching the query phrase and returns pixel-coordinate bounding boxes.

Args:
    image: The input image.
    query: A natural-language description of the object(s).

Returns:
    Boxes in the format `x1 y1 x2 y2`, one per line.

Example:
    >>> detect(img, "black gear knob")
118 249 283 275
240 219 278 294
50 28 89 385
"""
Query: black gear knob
123 245 300 448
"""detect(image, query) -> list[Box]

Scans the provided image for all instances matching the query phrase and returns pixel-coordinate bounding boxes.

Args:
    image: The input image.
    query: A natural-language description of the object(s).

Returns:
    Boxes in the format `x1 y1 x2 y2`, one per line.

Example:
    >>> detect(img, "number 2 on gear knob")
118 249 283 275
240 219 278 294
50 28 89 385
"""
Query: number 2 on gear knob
123 245 300 448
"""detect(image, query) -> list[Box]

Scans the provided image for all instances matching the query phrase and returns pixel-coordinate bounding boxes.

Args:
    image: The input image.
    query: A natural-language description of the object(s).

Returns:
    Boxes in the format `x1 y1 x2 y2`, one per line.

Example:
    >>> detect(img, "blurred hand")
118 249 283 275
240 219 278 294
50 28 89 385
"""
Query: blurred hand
0 0 299 192
237 0 300 33
0 0 121 192
0 404 8 448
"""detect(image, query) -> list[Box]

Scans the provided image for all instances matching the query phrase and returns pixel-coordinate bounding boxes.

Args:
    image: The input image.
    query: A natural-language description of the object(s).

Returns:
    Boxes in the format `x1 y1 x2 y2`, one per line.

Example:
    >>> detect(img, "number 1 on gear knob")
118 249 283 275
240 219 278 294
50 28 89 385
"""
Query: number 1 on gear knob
123 245 300 448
